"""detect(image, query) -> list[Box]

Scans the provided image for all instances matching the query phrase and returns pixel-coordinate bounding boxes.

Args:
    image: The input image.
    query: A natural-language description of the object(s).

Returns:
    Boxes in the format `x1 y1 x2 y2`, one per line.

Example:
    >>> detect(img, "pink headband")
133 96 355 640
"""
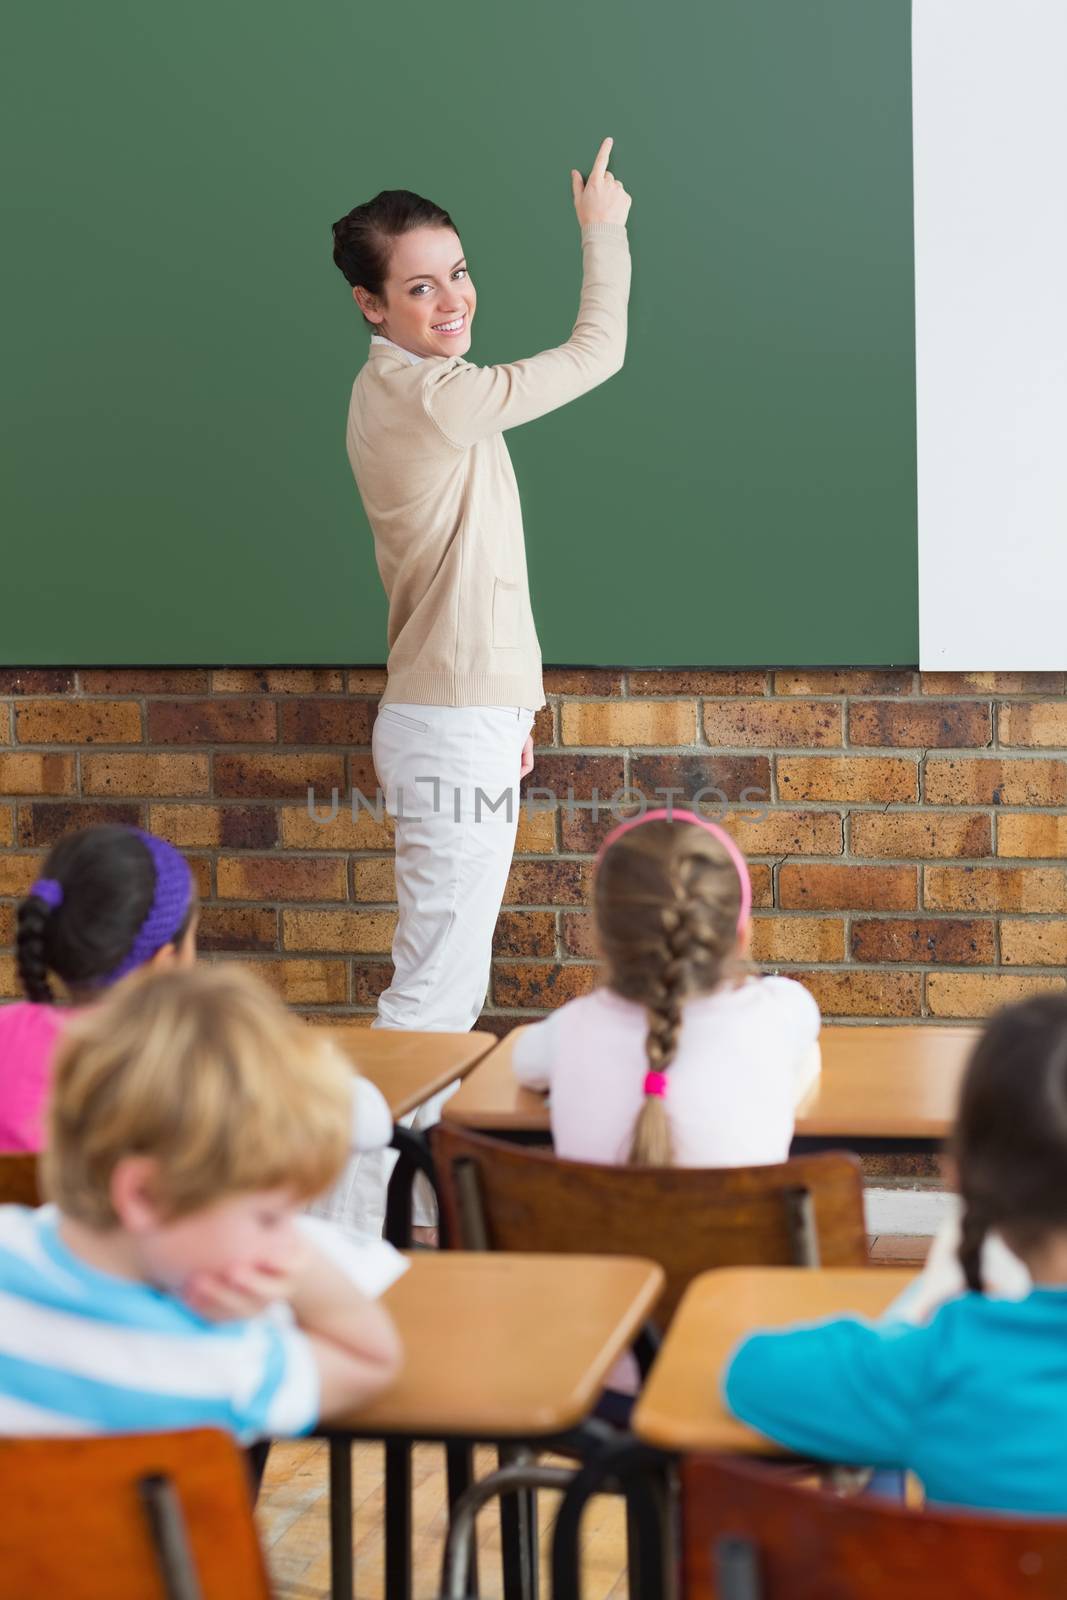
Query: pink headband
595 808 752 934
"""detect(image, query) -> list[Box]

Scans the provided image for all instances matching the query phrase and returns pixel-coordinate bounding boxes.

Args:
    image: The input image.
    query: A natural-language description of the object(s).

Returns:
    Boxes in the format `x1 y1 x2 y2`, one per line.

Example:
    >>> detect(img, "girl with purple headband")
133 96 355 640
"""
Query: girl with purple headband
0 825 198 1153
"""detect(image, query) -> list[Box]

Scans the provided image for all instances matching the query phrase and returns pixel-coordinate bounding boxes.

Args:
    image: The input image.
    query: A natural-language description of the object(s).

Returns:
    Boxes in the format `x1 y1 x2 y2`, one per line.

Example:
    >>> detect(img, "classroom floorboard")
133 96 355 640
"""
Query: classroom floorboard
255 1238 929 1597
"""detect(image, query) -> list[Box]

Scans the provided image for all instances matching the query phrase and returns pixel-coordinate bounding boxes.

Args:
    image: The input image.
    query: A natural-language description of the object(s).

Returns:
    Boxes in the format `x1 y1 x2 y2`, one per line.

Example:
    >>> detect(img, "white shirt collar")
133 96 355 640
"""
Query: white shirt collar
370 334 424 366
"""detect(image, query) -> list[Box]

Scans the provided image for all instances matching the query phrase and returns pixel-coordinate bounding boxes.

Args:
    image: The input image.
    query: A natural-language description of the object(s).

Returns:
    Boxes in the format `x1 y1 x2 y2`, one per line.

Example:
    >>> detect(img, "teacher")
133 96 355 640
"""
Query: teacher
329 138 631 1222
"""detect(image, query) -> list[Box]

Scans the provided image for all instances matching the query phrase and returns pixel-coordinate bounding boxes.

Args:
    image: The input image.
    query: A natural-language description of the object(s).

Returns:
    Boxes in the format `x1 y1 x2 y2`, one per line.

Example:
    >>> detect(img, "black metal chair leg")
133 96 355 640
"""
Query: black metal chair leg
446 1441 479 1597
328 1438 353 1600
384 1437 413 1600
498 1444 539 1600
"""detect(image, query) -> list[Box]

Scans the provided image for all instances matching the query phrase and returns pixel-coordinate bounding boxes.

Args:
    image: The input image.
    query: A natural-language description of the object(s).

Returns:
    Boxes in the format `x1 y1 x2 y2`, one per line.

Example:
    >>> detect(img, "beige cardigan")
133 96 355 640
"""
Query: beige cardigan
346 221 632 708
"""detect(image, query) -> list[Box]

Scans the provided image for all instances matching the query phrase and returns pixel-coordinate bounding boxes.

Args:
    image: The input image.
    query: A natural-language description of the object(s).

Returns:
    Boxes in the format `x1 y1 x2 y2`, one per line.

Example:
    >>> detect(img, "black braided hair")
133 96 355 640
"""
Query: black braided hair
14 825 191 1002
331 189 459 325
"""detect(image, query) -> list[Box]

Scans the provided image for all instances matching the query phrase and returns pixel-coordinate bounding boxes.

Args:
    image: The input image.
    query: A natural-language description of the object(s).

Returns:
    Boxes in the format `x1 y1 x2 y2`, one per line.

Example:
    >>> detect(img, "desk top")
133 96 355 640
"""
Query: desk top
633 1266 914 1453
339 1251 665 1438
320 1028 496 1119
442 1022 978 1141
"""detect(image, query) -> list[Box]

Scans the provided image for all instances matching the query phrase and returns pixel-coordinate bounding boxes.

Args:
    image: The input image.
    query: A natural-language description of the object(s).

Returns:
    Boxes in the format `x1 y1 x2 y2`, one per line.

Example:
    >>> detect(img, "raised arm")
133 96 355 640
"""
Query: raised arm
423 137 633 448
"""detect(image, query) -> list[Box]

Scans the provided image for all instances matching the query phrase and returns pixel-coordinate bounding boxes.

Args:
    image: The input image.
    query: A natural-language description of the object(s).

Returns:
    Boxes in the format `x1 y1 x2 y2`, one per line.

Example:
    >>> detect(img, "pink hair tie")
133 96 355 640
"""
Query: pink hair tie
595 807 752 933
643 1070 669 1098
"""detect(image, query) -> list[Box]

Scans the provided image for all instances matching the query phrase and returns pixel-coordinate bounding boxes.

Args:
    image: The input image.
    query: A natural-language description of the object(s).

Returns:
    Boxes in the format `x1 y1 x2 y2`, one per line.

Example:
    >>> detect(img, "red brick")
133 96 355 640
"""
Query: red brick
349 755 380 797
997 814 1067 858
724 810 843 856
346 669 388 695
16 701 142 745
0 710 9 748
920 672 1065 696
0 956 19 999
532 705 555 747
280 700 374 746
924 865 1067 913
749 917 845 964
774 670 915 696
849 701 991 749
749 865 773 908
0 671 75 695
999 703 1067 748
779 864 917 911
232 958 349 1005
493 912 557 958
215 753 345 800
561 911 598 959
851 918 995 965
519 754 625 803
924 758 1067 806
0 904 14 946
282 909 396 953
217 856 348 902
0 855 43 898
211 669 344 694
849 812 991 859
503 860 594 907
148 699 277 745
927 972 1065 1019
0 754 77 796
795 971 922 1018
493 963 598 1008
82 754 209 797
515 806 557 853
561 702 696 746
630 670 768 696
542 669 623 695
630 754 771 804
352 960 393 1005
0 808 13 849
1001 921 1067 967
777 757 917 804
195 906 279 953
703 700 843 748
78 669 210 694
187 857 213 901
17 801 143 846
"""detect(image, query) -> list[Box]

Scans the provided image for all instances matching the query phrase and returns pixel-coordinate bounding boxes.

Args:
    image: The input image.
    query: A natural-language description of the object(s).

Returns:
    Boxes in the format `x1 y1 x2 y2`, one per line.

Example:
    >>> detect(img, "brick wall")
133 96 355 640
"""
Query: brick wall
2 666 1066 1030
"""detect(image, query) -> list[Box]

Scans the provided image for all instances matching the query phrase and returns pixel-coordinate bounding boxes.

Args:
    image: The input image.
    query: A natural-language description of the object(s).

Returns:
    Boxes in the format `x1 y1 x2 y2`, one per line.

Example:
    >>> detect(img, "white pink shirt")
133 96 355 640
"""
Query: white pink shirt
512 977 821 1167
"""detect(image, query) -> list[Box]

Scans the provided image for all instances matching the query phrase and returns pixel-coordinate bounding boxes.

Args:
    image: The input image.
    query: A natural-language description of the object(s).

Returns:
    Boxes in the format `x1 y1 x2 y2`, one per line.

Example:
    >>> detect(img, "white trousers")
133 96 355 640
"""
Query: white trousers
323 702 535 1237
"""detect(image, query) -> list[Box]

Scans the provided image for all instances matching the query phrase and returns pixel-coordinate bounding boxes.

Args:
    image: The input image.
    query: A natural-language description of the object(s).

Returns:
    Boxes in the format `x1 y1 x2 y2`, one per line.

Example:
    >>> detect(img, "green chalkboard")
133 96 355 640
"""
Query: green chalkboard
2 0 917 666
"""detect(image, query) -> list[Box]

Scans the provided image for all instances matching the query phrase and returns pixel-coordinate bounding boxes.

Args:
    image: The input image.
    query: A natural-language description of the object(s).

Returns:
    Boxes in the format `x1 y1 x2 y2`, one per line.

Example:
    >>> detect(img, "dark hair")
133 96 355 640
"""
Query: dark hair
331 189 459 326
955 992 1067 1292
16 826 195 1004
594 819 746 1166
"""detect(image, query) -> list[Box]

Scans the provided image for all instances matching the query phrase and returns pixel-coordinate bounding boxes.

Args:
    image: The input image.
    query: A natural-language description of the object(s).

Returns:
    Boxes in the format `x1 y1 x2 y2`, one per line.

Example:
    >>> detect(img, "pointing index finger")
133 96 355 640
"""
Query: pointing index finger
590 136 613 179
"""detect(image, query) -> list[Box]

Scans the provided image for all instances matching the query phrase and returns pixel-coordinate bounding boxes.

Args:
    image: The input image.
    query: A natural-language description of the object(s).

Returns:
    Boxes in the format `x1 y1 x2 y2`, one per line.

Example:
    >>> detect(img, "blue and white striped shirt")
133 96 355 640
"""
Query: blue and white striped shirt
0 1205 319 1443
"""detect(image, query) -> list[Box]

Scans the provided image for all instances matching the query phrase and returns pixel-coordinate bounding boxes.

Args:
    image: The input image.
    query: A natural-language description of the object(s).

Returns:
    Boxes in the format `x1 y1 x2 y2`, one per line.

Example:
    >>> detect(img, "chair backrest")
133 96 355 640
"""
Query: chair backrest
0 1152 41 1206
431 1124 866 1324
0 1428 273 1598
681 1455 1067 1599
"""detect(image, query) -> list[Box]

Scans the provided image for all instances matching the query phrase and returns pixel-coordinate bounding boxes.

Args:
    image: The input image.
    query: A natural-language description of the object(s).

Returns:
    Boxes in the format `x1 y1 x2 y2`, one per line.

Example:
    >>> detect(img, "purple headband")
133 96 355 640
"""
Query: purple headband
106 829 194 984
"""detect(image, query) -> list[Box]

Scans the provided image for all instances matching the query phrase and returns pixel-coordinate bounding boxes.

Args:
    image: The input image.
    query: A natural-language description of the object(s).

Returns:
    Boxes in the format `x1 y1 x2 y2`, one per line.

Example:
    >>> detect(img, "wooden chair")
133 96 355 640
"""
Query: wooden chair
680 1454 1067 1599
431 1124 867 1326
0 1428 273 1597
0 1151 40 1206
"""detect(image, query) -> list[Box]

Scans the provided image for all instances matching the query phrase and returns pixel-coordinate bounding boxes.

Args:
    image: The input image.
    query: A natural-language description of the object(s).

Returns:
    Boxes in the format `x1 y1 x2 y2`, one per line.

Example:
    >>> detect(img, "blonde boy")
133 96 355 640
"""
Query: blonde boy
0 965 401 1441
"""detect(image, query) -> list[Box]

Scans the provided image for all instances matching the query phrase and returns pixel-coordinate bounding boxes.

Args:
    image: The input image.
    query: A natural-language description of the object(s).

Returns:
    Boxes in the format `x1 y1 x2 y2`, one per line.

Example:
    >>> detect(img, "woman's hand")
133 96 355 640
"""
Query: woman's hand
520 733 534 779
572 137 632 229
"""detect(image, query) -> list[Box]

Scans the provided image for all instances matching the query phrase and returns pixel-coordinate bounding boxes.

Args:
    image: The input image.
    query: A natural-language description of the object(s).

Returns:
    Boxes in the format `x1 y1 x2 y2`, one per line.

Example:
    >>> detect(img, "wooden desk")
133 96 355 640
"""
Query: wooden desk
633 1265 914 1454
442 1022 978 1151
337 1250 664 1438
320 1027 496 1119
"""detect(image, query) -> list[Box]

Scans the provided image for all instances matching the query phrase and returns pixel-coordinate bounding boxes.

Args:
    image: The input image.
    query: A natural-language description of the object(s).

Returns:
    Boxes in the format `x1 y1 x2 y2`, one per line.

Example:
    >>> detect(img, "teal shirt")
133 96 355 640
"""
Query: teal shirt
723 1288 1067 1515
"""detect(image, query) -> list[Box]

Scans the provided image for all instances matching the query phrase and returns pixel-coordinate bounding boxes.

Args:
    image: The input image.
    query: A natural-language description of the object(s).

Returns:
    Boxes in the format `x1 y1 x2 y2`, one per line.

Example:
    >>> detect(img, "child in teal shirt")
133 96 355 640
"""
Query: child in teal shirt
724 993 1067 1515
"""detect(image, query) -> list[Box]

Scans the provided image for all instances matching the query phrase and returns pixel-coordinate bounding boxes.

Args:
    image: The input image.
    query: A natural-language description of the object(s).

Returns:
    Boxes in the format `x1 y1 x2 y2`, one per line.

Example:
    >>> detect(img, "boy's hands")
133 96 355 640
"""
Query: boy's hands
572 137 632 228
183 1245 307 1323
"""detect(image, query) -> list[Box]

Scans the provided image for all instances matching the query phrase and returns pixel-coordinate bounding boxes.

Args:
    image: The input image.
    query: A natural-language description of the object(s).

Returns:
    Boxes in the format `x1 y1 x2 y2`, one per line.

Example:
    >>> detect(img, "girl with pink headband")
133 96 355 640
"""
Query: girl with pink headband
512 808 821 1172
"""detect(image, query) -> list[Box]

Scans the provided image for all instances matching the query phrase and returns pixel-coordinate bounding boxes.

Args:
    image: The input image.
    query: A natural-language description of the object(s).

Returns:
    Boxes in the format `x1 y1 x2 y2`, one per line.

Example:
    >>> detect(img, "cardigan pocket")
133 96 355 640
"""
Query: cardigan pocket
492 578 521 648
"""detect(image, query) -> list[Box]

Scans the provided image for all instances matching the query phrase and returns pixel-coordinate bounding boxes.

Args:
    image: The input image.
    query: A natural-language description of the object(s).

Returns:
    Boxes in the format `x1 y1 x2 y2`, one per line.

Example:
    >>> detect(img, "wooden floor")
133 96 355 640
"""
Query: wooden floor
256 1236 930 1598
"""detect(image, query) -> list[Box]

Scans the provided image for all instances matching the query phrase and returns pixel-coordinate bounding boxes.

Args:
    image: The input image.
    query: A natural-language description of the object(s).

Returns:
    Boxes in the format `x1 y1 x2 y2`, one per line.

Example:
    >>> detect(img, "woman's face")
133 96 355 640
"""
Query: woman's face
356 226 476 359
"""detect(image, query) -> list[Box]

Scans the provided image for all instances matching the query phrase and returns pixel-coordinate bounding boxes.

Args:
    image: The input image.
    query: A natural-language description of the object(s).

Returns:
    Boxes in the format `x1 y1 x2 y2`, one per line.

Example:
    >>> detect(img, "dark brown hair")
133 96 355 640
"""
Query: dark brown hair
955 992 1067 1291
594 818 747 1166
331 189 459 327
